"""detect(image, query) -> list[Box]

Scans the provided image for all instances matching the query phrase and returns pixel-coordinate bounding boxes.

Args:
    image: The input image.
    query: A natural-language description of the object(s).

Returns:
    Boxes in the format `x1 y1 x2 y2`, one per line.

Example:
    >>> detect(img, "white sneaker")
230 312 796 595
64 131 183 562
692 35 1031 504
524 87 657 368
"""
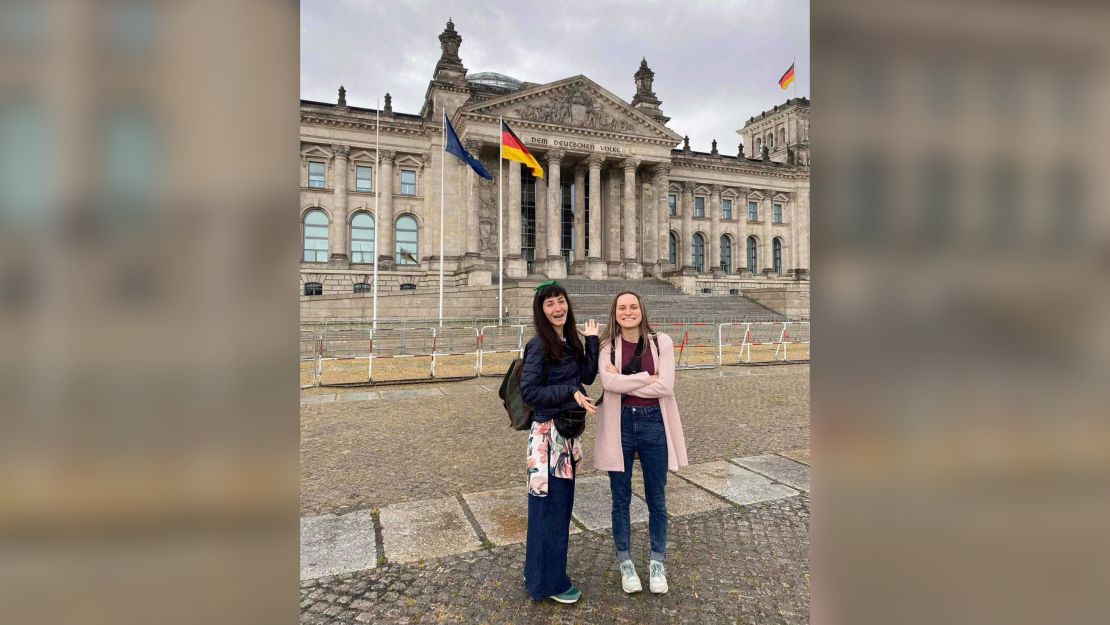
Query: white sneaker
619 559 642 594
648 559 668 594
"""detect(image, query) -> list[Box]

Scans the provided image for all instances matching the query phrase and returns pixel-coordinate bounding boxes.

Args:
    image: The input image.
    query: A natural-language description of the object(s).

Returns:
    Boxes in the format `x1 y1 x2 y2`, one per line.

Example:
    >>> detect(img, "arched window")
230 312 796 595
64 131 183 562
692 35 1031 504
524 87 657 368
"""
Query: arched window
773 238 783 274
303 209 328 262
303 282 322 296
755 137 762 153
692 233 706 273
747 235 758 274
669 231 678 266
779 127 786 145
395 215 419 265
767 132 774 148
720 235 732 273
350 212 375 263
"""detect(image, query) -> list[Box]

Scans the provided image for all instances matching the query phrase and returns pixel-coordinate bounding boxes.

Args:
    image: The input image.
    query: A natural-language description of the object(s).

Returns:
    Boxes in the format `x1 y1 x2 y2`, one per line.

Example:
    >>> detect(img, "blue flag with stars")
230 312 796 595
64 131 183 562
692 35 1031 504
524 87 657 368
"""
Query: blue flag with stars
444 113 493 180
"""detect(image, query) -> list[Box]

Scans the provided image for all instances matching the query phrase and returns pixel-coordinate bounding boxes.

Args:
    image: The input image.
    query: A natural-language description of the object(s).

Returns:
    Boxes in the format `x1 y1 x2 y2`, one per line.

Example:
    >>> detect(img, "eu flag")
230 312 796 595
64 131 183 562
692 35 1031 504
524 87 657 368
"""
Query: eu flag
444 113 493 180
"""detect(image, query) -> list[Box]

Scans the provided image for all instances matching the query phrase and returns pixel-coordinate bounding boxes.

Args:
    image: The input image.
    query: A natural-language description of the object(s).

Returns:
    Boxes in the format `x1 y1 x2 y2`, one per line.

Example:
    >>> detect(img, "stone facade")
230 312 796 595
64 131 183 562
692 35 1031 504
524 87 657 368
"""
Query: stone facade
300 19 810 297
739 97 810 167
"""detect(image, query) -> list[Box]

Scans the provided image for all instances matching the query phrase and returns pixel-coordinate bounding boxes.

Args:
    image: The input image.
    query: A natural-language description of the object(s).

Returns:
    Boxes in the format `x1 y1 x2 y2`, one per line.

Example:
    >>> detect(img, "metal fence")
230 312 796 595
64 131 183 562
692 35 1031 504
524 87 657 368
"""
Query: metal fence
300 319 810 388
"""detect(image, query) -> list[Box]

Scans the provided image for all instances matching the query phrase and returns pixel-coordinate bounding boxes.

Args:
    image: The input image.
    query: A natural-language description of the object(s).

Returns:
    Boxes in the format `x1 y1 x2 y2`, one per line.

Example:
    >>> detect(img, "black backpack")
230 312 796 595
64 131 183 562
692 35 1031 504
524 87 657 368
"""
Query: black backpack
498 358 550 431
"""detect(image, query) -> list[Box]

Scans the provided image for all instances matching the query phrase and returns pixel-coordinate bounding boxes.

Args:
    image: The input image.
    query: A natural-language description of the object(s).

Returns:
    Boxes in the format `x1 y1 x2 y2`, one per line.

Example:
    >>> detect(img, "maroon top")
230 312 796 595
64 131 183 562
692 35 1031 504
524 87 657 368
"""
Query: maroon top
621 337 660 408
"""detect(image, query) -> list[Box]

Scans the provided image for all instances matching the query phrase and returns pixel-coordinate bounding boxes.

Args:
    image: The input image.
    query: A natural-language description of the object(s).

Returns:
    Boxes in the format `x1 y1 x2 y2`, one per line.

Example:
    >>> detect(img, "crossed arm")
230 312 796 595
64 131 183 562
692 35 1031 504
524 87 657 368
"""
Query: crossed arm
597 336 675 399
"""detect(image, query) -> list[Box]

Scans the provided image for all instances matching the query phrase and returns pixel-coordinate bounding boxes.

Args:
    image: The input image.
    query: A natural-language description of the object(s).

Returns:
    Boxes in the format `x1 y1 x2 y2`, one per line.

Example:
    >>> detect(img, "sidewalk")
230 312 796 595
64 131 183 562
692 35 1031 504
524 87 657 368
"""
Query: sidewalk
300 366 810 624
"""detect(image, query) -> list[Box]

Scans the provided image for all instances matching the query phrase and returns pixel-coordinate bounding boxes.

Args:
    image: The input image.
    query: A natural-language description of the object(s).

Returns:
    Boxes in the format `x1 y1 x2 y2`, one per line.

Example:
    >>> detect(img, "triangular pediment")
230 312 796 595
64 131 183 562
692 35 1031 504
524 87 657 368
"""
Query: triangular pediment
460 75 681 143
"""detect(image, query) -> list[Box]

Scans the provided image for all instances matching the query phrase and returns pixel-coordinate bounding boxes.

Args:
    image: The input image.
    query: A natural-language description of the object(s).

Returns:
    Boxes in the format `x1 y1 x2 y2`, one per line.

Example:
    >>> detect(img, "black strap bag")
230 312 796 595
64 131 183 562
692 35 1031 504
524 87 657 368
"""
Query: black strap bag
553 407 587 439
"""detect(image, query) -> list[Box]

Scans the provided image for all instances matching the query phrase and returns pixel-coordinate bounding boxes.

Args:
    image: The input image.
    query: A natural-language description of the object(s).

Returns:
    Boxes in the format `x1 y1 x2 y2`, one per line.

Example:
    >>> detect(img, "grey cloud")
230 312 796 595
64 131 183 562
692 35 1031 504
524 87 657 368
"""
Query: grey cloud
301 0 809 152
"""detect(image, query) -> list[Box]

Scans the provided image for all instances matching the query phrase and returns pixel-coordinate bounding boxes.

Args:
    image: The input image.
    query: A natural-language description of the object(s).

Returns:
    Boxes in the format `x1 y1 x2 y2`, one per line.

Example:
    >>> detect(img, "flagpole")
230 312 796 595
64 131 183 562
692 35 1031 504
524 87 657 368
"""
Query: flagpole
372 99 380 333
438 113 445 327
498 116 504 326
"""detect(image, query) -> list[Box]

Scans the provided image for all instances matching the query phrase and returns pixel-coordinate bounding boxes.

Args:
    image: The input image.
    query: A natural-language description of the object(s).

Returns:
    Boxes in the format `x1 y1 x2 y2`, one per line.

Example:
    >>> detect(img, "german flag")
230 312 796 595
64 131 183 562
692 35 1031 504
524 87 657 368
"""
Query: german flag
501 121 544 179
778 62 796 90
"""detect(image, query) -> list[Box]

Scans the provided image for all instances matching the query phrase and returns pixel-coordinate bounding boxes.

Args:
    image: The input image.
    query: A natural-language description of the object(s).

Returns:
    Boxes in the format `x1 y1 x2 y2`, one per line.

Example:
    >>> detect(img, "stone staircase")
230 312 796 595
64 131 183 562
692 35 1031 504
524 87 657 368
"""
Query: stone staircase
557 278 787 322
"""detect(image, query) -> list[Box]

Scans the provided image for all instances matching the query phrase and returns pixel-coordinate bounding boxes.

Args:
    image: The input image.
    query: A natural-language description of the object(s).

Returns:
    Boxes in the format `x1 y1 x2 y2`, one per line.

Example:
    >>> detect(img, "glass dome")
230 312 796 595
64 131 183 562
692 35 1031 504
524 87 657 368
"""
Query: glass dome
467 72 523 90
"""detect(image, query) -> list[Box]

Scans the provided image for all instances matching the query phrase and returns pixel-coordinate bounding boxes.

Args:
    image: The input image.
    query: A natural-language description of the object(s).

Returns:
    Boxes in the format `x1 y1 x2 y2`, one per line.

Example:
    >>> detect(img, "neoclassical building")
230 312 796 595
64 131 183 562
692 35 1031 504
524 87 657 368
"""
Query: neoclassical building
300 19 809 295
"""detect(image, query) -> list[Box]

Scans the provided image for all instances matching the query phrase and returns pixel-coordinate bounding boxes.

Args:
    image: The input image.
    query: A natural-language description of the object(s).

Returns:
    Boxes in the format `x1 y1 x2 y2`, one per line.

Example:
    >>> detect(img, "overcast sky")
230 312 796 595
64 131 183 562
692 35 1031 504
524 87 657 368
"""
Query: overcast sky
301 0 809 153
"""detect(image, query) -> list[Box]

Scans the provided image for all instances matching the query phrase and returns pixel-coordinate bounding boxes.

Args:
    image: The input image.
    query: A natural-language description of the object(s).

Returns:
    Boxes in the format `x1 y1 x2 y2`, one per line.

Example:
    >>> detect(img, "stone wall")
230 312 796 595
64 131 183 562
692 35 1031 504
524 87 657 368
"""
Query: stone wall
742 287 810 319
301 285 534 321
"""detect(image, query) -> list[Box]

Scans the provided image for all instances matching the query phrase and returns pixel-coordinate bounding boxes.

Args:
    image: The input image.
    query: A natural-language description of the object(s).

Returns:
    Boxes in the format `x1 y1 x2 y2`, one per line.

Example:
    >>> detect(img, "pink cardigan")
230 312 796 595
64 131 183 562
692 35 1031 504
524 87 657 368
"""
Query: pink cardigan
594 332 689 472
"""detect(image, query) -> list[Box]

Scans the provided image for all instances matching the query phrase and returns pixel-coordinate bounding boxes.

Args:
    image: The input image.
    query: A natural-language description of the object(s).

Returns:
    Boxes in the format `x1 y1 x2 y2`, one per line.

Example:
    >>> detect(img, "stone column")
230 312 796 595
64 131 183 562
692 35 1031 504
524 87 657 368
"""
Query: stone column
543 150 566 278
621 158 642 279
506 159 526 278
764 192 775 275
329 144 350 265
534 177 546 261
377 150 396 269
573 164 586 265
709 184 722 275
641 179 655 273
654 164 670 268
464 139 483 264
681 180 694 271
585 155 606 279
607 166 622 275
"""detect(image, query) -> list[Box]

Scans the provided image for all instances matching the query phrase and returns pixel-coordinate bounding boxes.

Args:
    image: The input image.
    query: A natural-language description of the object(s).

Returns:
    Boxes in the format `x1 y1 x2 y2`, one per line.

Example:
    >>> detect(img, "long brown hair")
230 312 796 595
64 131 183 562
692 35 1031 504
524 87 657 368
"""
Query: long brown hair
532 283 585 363
601 291 655 347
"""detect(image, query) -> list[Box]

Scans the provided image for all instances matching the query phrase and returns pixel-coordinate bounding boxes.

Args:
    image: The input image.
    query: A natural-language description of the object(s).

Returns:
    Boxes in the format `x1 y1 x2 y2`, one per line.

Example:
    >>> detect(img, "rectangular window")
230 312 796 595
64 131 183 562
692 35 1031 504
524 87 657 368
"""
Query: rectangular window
521 172 537 273
748 201 759 221
668 194 677 216
773 203 784 224
694 196 705 218
356 165 373 192
400 169 416 195
723 199 733 220
308 161 325 188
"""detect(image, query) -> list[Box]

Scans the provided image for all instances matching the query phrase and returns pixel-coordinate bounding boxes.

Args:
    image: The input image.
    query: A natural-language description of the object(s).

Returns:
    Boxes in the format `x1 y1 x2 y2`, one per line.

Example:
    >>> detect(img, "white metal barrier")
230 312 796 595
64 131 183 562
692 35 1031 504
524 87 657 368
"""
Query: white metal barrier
775 321 810 361
303 319 808 387
430 326 481 379
478 325 526 376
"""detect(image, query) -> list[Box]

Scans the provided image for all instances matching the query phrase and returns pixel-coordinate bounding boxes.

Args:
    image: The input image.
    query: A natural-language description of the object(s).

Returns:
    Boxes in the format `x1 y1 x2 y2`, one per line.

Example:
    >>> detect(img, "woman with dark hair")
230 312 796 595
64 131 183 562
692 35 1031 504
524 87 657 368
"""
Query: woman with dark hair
521 280 600 604
596 291 688 595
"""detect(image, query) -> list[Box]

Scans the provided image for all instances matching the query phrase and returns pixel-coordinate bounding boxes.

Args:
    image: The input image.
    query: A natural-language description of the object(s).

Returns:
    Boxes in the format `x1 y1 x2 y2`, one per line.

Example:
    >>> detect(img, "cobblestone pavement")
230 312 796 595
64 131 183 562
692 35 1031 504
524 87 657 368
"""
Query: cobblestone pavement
301 365 808 516
300 495 810 625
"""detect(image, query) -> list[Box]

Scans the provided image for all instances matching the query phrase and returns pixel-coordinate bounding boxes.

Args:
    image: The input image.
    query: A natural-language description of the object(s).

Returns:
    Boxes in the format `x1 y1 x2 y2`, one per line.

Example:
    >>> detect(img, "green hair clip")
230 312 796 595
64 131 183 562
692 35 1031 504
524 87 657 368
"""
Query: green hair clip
534 279 561 293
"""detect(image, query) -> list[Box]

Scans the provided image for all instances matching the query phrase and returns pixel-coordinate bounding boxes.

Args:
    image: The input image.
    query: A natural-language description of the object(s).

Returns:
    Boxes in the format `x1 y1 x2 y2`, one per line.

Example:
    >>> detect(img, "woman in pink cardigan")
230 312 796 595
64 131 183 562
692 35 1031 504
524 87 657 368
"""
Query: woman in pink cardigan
596 291 688 595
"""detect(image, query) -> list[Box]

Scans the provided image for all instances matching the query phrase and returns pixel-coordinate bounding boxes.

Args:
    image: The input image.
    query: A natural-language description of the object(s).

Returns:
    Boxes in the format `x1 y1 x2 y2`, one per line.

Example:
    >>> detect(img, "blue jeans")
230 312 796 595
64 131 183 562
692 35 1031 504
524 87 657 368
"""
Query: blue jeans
608 404 669 562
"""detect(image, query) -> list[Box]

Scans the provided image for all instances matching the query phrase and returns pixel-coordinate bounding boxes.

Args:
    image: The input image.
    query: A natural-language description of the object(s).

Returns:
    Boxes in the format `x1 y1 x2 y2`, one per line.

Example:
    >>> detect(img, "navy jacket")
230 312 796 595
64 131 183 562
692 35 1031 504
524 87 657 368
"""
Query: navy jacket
520 334 600 422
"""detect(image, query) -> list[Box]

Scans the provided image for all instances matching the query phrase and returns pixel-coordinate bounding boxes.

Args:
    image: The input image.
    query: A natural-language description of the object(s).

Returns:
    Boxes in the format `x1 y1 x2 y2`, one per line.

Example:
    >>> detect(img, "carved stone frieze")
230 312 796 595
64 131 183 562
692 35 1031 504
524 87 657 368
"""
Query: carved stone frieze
511 87 634 133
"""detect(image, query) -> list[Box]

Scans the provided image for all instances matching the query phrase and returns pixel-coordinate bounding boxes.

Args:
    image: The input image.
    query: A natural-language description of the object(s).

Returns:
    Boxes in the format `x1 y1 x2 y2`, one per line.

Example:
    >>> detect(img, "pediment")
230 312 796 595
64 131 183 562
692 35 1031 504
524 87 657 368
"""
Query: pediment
460 75 681 143
300 145 332 159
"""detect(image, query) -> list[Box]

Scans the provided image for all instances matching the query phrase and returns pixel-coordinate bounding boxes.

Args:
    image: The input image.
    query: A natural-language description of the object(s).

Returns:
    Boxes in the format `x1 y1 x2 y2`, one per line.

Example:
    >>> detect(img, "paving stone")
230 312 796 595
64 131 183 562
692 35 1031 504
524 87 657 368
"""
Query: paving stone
680 460 799 506
300 496 810 625
300 509 377 580
301 394 336 404
335 392 380 402
780 448 810 466
571 474 649 531
628 464 731 518
379 496 481 564
734 454 810 492
377 388 445 400
438 384 492 396
463 487 580 546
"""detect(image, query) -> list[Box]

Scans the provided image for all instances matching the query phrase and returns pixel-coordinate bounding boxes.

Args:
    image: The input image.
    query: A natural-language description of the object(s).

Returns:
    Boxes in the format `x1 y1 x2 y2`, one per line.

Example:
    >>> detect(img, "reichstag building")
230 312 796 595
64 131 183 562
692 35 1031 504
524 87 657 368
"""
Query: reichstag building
300 19 809 297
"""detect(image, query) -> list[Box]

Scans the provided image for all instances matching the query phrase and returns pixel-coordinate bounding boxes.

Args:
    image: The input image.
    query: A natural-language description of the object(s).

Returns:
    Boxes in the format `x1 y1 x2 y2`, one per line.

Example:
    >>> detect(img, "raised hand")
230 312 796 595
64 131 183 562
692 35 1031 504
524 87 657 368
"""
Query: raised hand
582 319 600 337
